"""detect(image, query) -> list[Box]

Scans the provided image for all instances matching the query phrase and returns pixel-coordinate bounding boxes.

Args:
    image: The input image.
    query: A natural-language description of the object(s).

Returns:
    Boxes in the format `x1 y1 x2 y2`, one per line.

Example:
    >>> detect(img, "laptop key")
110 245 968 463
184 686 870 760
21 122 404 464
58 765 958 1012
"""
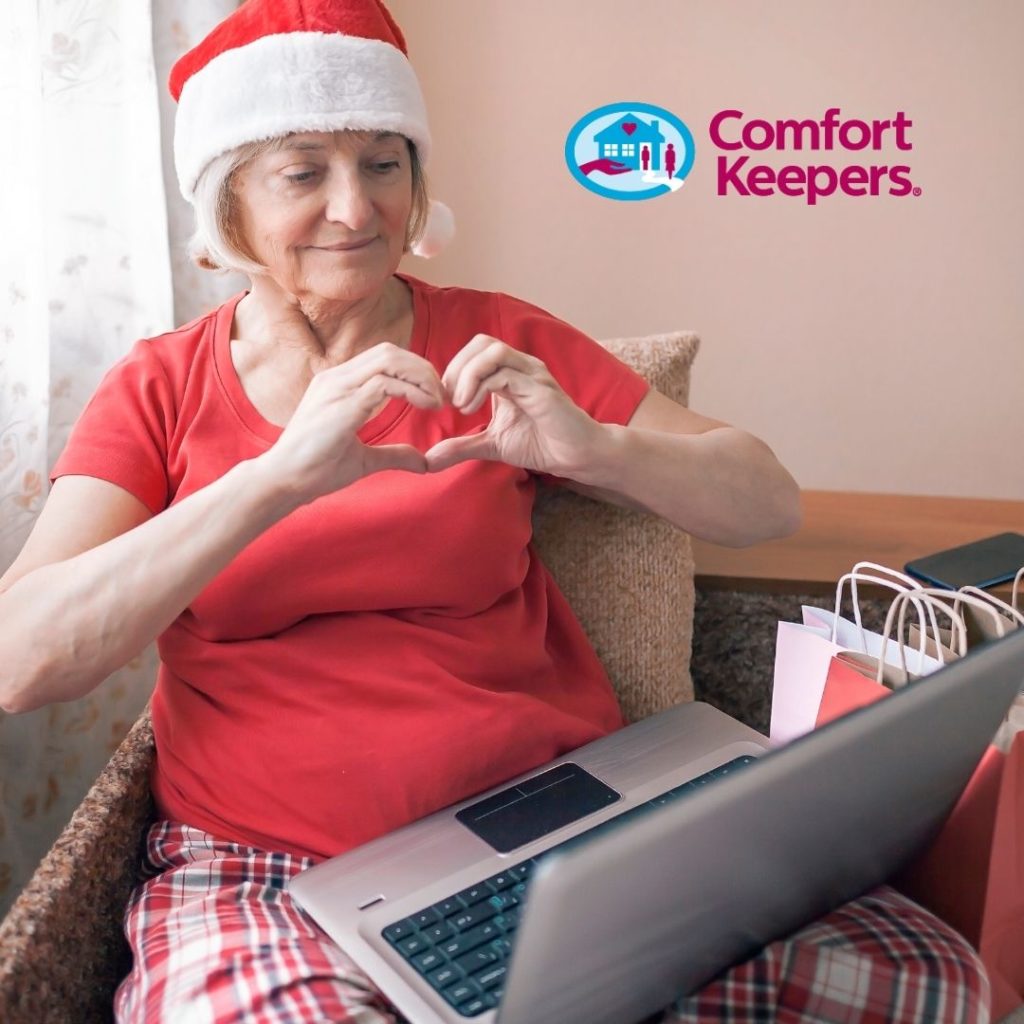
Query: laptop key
383 919 416 943
431 896 463 918
421 921 453 944
410 908 440 929
507 862 532 882
427 964 463 991
453 948 498 976
475 964 508 991
457 993 496 1017
450 902 495 932
487 891 519 912
438 921 501 959
411 949 445 974
396 933 429 957
454 883 491 907
485 871 516 892
443 979 482 1007
496 906 522 931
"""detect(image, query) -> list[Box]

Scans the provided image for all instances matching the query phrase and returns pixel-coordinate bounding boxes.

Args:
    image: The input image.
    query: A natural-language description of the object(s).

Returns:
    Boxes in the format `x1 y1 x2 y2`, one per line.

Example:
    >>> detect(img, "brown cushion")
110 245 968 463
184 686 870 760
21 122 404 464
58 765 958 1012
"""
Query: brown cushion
532 331 700 723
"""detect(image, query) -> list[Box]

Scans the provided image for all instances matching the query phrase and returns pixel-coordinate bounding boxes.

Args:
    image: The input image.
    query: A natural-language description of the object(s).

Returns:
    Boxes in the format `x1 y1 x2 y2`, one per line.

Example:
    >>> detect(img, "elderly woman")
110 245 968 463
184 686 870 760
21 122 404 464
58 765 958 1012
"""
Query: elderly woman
0 1 989 1022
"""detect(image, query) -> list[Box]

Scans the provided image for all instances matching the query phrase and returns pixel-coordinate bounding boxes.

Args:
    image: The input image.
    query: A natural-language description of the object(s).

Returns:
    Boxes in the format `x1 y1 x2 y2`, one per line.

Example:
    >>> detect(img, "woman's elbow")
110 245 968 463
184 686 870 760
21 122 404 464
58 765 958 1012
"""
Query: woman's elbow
732 441 803 547
761 465 802 543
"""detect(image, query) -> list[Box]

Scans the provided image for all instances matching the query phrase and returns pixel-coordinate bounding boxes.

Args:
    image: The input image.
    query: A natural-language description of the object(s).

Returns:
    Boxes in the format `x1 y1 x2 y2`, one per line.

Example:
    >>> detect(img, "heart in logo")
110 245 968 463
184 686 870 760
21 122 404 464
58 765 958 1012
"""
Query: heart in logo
621 122 637 136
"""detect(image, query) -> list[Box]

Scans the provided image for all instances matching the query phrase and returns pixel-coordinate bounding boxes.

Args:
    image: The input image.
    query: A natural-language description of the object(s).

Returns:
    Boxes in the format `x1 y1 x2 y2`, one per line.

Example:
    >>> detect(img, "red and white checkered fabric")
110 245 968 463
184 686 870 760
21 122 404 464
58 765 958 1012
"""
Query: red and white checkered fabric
115 820 990 1024
665 886 990 1024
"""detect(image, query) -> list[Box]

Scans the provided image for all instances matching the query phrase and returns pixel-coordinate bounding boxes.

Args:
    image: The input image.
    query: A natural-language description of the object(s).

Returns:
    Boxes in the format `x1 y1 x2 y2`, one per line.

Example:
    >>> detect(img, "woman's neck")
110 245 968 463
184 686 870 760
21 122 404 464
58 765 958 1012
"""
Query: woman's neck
234 275 412 367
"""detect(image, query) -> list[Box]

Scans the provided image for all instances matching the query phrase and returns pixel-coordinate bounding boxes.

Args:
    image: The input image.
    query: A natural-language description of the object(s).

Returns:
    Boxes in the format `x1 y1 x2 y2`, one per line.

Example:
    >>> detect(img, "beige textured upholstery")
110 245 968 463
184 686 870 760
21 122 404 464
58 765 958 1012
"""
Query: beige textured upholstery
533 330 700 722
0 331 701 1023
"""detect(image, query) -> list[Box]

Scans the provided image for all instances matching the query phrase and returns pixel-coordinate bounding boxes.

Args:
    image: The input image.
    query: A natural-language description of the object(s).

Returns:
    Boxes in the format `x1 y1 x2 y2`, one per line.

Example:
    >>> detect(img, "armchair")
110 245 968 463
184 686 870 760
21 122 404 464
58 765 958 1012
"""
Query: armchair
0 328 733 1021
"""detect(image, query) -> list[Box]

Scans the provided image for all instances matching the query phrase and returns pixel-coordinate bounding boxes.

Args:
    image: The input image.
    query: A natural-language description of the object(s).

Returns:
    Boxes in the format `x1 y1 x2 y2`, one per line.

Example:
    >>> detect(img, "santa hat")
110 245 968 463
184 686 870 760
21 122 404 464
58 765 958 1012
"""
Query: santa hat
169 0 454 258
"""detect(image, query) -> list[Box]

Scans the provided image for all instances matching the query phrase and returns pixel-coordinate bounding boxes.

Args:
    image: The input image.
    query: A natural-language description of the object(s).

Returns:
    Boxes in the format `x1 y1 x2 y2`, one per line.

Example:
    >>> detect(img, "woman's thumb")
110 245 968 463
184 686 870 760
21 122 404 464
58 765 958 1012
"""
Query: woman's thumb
423 431 493 472
363 443 429 476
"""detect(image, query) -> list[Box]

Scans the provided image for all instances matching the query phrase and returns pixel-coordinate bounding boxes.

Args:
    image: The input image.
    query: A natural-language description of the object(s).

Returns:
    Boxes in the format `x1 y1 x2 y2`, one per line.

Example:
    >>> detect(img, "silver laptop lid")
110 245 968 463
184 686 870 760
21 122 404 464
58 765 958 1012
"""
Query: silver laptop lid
497 628 1024 1024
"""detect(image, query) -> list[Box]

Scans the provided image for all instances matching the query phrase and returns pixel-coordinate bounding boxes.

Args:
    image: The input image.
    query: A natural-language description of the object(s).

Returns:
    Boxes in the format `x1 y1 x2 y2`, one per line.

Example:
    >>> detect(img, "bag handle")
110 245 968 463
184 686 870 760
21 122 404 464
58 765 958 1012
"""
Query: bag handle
881 590 968 687
956 586 1024 628
833 563 941 664
883 588 1011 687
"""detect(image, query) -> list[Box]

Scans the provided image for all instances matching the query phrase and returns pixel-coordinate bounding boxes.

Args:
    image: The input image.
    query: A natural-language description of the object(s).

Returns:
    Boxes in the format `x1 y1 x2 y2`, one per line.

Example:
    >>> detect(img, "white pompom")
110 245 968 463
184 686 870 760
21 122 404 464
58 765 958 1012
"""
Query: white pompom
411 199 455 258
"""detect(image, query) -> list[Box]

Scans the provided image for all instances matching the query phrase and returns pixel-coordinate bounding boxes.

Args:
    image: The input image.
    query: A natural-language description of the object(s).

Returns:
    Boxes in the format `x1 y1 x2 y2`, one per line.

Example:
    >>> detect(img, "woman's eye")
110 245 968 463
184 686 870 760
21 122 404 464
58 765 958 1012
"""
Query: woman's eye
285 170 318 184
373 162 400 174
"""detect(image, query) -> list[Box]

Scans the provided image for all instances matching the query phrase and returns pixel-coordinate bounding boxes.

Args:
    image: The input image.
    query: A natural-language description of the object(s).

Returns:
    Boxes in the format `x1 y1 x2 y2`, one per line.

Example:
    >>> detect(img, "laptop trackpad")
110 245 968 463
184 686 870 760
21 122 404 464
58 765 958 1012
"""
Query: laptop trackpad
455 763 621 854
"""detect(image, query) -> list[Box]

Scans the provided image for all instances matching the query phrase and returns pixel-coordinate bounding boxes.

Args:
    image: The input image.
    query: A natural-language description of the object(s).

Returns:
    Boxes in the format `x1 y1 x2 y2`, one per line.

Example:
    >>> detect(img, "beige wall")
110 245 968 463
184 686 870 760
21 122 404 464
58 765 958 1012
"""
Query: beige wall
392 0 1023 501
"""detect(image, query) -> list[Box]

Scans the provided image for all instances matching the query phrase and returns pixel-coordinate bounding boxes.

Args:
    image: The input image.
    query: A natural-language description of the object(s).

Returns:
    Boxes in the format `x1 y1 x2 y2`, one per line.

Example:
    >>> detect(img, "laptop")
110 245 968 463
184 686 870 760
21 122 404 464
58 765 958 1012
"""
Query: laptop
289 628 1024 1024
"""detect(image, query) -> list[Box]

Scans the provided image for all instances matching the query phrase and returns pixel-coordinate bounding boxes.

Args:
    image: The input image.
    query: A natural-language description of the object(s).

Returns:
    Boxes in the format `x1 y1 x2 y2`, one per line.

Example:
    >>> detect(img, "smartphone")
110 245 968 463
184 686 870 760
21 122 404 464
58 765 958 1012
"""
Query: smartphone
904 532 1024 591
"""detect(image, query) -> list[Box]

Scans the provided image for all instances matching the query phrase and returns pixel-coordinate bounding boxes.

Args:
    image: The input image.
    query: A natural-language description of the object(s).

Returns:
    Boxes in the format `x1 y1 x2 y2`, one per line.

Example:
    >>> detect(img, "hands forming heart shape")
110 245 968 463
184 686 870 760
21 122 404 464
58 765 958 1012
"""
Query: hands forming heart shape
263 332 607 505
425 333 601 477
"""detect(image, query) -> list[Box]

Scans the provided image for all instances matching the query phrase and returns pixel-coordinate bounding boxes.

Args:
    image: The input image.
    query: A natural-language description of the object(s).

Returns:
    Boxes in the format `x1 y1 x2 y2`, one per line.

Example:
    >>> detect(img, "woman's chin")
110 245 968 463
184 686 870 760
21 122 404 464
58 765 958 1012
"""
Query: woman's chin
297 260 397 299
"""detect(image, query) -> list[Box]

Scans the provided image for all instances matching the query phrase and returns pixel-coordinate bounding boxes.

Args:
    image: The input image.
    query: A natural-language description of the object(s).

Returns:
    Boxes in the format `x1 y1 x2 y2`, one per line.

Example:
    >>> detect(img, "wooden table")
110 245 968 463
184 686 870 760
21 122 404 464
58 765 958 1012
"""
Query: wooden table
693 491 1023 598
688 492 1023 733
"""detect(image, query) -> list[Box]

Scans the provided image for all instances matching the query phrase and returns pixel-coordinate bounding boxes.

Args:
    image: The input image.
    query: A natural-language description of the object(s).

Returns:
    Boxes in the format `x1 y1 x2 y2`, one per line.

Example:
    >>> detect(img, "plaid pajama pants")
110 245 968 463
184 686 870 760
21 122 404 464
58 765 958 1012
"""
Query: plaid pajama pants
114 820 991 1024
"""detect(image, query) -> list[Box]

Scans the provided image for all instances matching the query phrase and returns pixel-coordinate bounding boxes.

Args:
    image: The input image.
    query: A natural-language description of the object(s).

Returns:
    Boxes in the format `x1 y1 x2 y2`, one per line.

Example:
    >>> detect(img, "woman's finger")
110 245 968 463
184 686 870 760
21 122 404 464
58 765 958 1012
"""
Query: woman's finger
451 343 544 409
350 373 442 424
461 365 551 416
318 341 447 406
441 334 507 401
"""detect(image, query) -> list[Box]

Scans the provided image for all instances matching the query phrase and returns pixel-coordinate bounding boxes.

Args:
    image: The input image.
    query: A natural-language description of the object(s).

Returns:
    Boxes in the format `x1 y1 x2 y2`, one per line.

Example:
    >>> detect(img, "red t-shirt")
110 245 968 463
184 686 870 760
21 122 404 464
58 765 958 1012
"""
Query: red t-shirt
49 273 651 861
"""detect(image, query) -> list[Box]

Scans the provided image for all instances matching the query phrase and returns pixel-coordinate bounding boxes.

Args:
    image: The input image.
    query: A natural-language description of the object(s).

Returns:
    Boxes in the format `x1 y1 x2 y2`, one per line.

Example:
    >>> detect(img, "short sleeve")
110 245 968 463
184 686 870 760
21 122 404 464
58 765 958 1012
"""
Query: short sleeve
494 291 651 488
48 339 175 515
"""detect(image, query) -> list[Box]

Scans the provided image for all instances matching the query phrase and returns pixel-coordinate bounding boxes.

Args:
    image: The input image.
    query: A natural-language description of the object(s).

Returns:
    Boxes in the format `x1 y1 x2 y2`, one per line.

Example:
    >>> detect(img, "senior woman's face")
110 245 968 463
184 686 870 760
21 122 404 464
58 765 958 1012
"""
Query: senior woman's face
232 129 413 299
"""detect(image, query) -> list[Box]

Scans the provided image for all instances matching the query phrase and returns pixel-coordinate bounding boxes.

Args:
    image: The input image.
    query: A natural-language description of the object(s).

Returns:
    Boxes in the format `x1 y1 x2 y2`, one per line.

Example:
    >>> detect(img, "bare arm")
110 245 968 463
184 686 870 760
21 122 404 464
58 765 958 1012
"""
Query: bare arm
0 461 301 714
561 389 802 547
0 341 449 715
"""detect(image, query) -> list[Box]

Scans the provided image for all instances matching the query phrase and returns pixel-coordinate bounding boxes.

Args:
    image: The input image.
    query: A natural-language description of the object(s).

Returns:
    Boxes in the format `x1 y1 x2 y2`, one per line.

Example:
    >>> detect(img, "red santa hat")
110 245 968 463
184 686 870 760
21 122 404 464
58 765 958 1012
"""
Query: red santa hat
169 0 454 258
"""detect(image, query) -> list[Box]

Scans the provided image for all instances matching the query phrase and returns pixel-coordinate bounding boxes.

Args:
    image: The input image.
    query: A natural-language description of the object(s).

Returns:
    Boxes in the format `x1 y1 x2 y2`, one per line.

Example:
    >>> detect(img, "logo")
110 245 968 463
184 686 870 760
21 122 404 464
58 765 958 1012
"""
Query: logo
565 101 695 201
708 108 917 204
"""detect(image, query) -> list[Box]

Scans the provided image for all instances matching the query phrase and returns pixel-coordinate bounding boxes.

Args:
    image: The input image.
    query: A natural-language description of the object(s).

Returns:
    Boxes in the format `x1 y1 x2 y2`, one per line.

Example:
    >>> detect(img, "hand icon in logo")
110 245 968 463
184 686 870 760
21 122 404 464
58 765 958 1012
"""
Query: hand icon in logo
578 158 632 177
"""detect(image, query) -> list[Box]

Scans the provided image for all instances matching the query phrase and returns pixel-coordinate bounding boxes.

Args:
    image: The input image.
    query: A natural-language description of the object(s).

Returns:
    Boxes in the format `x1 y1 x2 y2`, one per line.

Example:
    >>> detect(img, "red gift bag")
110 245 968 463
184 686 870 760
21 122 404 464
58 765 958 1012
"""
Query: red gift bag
894 737 1024 1019
815 605 1024 1019
814 653 889 727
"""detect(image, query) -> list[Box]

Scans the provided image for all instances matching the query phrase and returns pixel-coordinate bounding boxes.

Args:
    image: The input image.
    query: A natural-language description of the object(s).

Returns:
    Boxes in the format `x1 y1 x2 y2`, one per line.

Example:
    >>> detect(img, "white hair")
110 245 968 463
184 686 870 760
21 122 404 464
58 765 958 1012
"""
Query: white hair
186 133 429 276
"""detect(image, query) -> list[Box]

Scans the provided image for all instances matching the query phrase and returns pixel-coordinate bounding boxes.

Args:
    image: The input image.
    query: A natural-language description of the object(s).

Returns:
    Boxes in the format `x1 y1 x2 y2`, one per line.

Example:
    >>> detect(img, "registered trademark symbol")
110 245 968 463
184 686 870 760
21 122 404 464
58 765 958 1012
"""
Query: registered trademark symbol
912 187 922 196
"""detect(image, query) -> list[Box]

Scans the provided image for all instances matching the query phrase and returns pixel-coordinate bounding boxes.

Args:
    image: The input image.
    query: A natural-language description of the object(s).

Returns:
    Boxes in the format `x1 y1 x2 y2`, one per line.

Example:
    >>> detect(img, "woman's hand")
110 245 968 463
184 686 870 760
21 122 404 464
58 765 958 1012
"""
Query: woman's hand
258 342 446 504
425 335 602 477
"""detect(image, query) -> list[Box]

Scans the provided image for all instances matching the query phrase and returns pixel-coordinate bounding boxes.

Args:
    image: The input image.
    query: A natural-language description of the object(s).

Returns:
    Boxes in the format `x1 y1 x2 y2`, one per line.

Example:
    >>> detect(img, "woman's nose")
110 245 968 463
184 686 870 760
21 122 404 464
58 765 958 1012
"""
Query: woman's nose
323 169 376 230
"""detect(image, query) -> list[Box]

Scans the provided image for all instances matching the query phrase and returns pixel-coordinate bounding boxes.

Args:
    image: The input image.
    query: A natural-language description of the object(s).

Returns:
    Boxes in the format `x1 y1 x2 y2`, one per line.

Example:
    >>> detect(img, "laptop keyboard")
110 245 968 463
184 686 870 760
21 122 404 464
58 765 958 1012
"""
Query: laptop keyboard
382 755 758 1017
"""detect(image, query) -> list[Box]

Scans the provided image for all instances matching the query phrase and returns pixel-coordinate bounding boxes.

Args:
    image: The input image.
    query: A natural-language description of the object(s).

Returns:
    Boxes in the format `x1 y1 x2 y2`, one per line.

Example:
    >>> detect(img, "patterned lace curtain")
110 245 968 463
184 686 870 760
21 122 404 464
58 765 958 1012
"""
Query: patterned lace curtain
0 0 243 919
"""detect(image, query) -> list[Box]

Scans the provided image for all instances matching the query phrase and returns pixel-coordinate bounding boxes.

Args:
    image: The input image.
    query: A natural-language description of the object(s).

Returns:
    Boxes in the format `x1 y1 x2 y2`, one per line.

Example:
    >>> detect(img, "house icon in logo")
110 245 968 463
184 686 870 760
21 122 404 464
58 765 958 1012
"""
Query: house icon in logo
593 113 666 172
566 101 695 201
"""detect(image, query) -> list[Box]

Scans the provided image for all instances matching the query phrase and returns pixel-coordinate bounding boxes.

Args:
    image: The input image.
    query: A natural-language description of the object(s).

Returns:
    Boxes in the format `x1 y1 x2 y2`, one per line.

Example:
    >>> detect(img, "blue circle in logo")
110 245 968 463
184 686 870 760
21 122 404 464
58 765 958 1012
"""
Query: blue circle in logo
565 101 695 201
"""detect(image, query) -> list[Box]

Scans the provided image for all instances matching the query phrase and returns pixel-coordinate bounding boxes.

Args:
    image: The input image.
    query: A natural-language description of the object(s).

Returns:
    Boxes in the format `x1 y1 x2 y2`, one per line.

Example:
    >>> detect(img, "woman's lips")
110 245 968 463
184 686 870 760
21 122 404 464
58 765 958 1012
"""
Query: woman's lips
313 238 377 252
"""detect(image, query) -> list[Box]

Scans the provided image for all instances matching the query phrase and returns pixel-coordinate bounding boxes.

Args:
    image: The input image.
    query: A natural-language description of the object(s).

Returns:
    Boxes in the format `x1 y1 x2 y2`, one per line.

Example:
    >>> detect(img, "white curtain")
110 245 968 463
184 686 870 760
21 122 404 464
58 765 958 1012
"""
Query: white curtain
0 0 243 919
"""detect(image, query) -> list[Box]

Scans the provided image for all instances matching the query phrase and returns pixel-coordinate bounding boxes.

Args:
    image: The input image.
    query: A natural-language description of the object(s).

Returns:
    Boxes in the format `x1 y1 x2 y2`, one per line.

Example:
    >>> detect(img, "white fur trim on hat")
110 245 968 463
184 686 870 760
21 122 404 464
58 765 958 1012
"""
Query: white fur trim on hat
174 31 431 202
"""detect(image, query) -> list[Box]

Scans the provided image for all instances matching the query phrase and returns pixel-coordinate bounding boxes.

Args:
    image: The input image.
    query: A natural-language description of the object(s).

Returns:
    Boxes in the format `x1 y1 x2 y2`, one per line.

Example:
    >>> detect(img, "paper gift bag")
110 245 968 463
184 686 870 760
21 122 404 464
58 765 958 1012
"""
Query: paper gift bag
770 564 945 744
816 587 1024 1019
815 654 889 726
894 735 1024 1019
